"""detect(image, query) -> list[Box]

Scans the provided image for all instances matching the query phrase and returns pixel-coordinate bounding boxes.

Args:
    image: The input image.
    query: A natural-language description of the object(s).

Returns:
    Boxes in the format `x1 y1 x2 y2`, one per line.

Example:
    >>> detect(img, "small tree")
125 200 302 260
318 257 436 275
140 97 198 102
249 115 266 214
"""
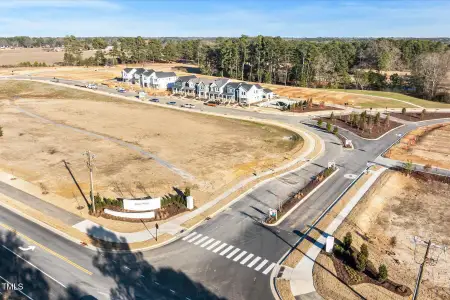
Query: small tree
317 119 323 127
343 232 353 250
404 160 415 175
333 126 338 135
402 107 406 115
330 111 335 122
326 122 332 132
360 243 369 258
184 187 191 197
0 126 3 137
384 114 390 128
378 264 388 282
420 108 426 120
355 252 368 271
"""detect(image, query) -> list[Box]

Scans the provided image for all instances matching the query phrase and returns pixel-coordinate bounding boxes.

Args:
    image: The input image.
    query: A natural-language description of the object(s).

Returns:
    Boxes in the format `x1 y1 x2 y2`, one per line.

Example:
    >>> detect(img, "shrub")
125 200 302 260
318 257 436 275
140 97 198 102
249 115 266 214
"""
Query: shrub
333 244 344 256
0 126 3 137
343 232 353 250
344 265 363 284
360 243 369 258
184 187 191 197
330 111 335 121
378 264 388 282
333 126 338 135
402 107 406 115
390 236 397 247
317 119 323 127
326 122 332 132
355 252 367 271
424 164 432 170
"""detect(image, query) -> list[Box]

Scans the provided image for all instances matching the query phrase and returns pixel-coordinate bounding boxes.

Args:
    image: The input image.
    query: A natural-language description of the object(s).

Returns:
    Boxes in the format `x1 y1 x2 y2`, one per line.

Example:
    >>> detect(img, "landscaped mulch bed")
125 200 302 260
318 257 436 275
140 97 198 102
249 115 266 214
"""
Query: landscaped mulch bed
329 251 412 297
265 167 337 224
321 116 402 139
290 104 342 113
391 112 450 121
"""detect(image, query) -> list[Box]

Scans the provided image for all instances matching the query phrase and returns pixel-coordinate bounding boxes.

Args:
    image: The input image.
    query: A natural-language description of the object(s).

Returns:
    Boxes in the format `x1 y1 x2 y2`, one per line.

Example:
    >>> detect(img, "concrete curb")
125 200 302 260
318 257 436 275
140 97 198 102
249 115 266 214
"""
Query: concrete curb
264 167 339 227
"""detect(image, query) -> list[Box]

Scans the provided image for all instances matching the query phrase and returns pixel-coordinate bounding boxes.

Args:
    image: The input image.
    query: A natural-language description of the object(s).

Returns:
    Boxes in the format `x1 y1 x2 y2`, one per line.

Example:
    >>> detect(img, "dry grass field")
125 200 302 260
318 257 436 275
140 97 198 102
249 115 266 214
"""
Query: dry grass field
313 171 450 300
0 47 96 65
0 80 303 229
386 123 450 169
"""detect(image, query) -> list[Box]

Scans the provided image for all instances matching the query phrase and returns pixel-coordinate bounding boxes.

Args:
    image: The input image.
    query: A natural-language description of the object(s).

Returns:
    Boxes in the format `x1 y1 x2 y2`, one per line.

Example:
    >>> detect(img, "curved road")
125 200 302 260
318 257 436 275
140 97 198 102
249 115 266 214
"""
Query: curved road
1 75 449 300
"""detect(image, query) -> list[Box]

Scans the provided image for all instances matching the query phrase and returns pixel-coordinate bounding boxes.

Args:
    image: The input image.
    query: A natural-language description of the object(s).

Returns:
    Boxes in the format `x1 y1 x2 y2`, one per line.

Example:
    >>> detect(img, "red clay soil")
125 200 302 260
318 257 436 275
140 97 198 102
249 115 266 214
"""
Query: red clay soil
391 112 450 121
322 116 402 139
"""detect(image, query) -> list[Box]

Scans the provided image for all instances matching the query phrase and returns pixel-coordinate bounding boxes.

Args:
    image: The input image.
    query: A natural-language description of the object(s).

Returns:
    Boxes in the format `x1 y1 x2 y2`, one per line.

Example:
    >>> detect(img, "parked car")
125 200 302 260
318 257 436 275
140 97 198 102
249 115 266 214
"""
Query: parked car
205 101 217 107
181 103 195 109
166 101 177 105
150 98 159 103
117 87 126 93
85 83 98 89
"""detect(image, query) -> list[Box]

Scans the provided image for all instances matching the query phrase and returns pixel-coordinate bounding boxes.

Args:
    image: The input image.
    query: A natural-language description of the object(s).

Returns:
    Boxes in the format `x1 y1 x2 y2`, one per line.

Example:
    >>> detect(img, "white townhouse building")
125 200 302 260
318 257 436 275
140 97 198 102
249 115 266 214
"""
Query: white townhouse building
148 71 177 90
122 68 136 82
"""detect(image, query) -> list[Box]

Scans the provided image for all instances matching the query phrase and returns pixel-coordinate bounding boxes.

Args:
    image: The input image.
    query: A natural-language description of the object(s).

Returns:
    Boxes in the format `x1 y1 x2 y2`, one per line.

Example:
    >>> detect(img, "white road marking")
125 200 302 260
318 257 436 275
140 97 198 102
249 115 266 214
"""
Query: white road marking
226 248 240 259
200 238 215 248
0 275 34 300
233 251 247 262
187 233 203 243
194 236 209 245
213 243 228 253
262 263 276 275
182 232 197 241
240 253 254 265
255 259 268 271
207 240 221 250
2 245 67 288
18 246 36 251
247 256 261 268
219 245 234 256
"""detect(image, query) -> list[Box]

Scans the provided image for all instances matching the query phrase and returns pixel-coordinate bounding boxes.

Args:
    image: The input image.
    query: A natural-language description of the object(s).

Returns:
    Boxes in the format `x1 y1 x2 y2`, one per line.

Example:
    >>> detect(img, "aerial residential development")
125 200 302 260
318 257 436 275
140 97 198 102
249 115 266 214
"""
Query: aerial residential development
0 1 449 300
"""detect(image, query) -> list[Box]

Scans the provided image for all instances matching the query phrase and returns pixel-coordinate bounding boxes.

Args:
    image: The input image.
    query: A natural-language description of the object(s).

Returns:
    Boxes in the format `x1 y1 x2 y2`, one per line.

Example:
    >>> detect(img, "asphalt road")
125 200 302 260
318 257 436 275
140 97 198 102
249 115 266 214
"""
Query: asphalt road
1 76 447 300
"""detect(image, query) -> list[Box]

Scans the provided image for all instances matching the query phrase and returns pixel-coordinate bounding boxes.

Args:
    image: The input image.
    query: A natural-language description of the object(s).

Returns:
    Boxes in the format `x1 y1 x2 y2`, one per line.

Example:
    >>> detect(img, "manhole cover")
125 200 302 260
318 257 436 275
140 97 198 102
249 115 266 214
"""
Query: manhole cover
344 174 358 179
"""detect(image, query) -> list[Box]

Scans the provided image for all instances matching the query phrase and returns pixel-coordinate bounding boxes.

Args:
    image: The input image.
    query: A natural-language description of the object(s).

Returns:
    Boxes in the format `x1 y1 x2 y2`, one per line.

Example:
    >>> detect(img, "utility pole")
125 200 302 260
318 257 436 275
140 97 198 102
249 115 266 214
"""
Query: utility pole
83 151 96 214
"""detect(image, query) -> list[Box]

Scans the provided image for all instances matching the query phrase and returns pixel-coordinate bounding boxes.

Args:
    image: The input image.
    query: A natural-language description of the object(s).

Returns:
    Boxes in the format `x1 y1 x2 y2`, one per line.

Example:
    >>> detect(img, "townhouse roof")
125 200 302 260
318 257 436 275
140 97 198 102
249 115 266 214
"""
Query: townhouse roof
224 82 243 89
198 78 215 86
176 75 197 82
154 71 176 78
123 68 135 73
254 84 263 89
142 69 155 76
263 88 273 93
239 83 254 91
134 68 146 75
214 78 230 88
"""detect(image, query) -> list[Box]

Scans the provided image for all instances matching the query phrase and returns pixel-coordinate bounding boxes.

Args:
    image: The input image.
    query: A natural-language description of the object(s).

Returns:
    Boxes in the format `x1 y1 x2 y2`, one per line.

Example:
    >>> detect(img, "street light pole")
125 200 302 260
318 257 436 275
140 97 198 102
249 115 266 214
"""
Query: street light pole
84 150 96 214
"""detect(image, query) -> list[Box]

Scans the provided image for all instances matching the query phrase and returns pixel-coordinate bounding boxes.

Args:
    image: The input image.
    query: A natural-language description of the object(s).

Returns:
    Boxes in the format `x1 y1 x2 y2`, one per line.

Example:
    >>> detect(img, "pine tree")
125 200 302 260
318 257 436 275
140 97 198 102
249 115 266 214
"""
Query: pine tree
343 232 352 250
378 264 388 282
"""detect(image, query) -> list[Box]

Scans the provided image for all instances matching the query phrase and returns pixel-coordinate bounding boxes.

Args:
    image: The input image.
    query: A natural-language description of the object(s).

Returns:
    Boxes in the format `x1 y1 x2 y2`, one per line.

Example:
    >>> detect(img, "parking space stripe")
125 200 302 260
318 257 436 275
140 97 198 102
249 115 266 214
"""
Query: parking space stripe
255 259 268 271
182 232 197 241
226 248 240 259
233 251 247 262
262 263 276 275
207 240 221 250
247 256 261 268
240 253 254 265
194 236 209 245
200 238 215 248
187 234 203 243
213 243 228 253
219 245 234 256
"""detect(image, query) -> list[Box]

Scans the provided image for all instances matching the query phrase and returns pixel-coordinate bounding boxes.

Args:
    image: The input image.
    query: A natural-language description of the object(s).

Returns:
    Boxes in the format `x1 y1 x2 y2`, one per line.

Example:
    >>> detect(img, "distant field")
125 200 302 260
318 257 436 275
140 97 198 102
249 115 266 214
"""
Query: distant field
0 47 96 65
328 89 450 108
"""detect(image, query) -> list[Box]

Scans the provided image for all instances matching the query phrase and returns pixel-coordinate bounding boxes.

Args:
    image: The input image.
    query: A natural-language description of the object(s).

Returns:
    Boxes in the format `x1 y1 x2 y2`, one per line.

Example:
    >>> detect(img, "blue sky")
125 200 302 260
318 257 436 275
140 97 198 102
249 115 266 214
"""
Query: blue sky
0 0 449 37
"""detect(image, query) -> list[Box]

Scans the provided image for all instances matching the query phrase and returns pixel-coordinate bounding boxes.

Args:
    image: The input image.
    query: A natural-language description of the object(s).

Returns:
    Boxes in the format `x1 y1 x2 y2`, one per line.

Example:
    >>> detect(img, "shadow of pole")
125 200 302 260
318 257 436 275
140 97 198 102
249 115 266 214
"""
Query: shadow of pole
62 160 90 208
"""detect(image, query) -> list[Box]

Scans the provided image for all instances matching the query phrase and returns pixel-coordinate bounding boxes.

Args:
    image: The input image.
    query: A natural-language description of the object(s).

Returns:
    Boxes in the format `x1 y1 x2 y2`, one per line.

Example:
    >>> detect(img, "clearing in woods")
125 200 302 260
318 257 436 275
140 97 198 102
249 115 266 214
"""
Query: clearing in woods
0 80 303 232
313 171 450 300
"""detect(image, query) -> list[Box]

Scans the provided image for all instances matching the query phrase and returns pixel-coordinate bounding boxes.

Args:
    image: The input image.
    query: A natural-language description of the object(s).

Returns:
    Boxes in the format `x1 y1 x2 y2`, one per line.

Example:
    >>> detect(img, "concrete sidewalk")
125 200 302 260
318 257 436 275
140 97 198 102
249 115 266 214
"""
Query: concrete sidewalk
375 156 450 177
282 167 387 299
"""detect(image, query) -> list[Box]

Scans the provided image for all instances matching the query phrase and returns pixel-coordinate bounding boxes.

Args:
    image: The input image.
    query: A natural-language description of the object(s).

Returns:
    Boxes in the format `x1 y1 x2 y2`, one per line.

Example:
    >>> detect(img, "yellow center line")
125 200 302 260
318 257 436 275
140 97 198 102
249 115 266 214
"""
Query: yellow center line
0 222 93 276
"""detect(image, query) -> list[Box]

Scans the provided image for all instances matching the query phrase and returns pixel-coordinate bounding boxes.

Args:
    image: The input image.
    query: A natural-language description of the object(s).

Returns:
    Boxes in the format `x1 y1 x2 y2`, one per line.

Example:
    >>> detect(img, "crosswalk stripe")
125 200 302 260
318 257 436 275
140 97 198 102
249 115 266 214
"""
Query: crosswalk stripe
200 238 215 248
213 243 228 253
240 253 254 265
187 233 203 243
254 259 268 271
182 232 197 241
233 251 247 262
226 248 240 259
219 245 234 256
206 240 221 250
194 236 209 245
262 263 276 275
247 256 261 268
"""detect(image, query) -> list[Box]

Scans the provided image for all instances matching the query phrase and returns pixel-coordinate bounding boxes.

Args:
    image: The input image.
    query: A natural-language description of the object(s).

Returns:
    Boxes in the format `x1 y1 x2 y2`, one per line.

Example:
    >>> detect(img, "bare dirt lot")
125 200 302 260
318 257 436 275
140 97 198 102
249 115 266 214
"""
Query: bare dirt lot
313 171 450 300
386 123 450 169
0 80 303 231
0 47 96 65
